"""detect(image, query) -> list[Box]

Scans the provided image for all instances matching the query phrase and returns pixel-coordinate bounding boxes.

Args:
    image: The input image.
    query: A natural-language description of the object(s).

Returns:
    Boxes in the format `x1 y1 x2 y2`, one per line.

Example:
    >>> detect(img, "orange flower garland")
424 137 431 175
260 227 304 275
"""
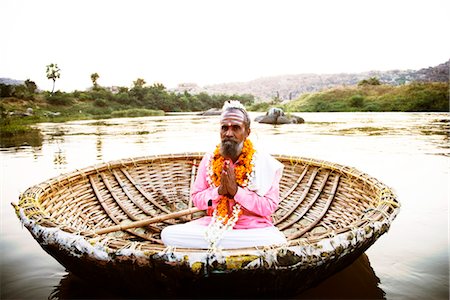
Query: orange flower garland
210 139 256 223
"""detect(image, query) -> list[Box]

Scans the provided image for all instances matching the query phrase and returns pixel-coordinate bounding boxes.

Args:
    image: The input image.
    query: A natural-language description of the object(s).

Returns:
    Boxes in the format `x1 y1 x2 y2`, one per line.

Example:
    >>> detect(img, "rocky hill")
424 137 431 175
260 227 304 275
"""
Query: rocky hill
412 60 449 82
174 60 449 101
0 78 24 86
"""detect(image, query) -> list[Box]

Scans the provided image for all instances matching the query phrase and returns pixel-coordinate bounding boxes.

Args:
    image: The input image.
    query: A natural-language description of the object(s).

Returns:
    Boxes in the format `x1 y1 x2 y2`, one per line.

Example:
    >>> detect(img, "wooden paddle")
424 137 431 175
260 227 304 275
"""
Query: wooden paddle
94 207 201 235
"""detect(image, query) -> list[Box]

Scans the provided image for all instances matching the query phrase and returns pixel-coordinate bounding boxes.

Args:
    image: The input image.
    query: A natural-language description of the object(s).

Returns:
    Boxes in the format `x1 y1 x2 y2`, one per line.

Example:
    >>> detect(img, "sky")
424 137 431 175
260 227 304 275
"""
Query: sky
1 0 449 92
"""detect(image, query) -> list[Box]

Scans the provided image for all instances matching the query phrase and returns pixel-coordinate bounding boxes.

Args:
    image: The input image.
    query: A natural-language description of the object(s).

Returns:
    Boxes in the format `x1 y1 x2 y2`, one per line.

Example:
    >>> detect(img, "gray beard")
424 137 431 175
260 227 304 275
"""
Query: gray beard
220 140 244 160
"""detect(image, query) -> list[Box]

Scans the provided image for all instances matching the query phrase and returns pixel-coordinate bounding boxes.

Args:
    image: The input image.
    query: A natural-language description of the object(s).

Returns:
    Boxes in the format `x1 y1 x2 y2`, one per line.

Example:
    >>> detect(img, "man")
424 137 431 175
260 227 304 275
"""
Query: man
161 101 287 249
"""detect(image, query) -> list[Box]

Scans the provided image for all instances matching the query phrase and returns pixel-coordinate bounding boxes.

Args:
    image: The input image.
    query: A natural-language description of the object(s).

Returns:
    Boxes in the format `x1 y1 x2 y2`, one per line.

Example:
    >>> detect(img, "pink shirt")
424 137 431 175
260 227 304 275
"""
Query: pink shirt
191 153 282 229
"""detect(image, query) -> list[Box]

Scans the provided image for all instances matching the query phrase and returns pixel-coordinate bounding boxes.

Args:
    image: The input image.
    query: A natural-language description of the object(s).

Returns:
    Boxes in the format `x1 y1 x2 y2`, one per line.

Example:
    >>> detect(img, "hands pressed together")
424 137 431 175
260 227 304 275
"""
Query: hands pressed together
218 160 238 197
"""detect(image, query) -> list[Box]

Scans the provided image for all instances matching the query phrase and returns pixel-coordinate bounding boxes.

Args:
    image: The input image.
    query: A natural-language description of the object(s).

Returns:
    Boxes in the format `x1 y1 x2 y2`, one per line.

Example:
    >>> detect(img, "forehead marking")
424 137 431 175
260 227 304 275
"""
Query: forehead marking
220 112 245 125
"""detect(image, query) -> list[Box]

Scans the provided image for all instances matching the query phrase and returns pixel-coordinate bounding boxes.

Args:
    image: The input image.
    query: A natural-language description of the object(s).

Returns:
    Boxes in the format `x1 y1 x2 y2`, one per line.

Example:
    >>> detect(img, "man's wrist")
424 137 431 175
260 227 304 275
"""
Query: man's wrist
232 186 244 201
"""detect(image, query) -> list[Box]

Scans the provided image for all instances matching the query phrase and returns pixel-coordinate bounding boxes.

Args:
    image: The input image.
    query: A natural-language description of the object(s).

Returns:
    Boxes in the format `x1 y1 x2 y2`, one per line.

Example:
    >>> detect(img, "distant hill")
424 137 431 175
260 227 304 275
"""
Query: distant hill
173 60 449 101
3 60 449 102
0 78 24 86
412 60 449 82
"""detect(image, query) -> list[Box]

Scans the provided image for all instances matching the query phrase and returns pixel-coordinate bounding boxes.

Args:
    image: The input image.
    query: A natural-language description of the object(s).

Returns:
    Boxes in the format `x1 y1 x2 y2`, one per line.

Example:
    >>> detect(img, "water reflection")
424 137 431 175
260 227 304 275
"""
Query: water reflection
0 128 43 149
53 148 67 166
296 254 385 299
48 254 383 299
96 134 103 161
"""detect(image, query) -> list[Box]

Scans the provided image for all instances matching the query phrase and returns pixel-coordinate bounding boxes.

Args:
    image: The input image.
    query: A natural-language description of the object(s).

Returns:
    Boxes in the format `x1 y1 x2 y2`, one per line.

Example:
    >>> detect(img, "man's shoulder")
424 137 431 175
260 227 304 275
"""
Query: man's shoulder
254 149 282 162
199 151 216 168
202 151 214 160
254 150 284 171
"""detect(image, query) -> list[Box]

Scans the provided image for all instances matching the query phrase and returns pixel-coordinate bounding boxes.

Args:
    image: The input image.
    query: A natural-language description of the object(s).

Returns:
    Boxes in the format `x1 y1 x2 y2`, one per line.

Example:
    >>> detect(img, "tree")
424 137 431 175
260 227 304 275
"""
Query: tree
0 84 14 97
24 79 37 94
151 83 166 91
133 78 146 88
91 73 99 89
358 77 381 86
271 91 282 104
46 63 61 94
130 78 147 102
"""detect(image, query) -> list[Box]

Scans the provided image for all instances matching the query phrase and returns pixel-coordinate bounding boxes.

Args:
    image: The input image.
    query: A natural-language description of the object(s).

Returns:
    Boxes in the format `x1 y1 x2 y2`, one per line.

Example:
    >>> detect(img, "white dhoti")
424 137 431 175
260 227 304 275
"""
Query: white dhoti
161 222 287 249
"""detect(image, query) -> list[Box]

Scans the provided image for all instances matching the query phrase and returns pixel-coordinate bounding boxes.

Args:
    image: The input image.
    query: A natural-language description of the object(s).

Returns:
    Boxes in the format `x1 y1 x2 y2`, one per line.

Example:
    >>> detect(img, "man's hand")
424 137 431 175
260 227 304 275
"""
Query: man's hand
218 160 238 197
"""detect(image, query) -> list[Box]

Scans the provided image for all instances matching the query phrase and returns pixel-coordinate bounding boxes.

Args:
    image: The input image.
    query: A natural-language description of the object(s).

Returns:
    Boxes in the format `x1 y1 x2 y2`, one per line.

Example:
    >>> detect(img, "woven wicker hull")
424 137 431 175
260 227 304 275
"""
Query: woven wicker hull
14 153 400 297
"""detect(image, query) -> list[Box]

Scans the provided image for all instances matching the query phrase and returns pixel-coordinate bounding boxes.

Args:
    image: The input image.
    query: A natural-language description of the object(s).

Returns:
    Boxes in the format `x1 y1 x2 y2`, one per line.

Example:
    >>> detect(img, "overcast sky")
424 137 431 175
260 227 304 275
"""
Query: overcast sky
1 0 449 92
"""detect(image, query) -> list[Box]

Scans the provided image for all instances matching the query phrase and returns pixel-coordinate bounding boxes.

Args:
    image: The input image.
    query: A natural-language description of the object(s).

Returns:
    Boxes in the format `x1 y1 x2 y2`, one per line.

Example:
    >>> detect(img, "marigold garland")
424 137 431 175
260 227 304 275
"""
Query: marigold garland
209 139 256 223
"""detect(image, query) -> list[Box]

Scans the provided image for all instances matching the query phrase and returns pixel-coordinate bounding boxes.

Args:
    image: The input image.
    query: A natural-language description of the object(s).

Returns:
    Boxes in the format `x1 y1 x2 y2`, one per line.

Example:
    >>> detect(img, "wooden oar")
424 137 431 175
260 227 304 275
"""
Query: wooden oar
94 207 201 235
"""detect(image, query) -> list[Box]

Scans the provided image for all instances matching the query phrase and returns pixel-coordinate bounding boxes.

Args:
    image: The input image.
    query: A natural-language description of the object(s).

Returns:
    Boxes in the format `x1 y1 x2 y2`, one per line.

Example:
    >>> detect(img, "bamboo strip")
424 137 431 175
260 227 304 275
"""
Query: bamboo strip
100 173 137 219
287 174 340 240
121 168 171 214
89 175 114 217
275 167 317 225
89 175 160 242
187 159 197 220
100 173 161 232
112 169 154 215
279 166 309 202
279 171 330 231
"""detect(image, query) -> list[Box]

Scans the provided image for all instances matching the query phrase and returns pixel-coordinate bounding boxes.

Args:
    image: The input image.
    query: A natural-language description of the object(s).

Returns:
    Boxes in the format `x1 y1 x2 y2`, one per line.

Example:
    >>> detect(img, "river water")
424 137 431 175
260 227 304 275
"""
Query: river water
1 112 448 299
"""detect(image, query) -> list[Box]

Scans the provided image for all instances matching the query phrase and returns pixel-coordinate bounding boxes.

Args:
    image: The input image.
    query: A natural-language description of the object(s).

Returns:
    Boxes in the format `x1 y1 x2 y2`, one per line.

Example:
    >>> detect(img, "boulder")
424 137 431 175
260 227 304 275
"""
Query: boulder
199 108 222 116
255 107 304 124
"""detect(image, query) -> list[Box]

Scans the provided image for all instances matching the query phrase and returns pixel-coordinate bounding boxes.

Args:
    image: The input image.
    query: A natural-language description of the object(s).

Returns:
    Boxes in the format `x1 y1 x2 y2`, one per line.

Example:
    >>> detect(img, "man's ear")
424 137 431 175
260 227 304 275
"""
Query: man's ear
246 128 251 137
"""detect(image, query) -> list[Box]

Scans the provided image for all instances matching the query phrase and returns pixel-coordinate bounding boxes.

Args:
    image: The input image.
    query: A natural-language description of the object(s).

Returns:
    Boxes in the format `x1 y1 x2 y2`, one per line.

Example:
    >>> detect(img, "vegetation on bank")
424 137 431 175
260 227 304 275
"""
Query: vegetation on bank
0 79 254 138
283 81 449 112
1 74 448 141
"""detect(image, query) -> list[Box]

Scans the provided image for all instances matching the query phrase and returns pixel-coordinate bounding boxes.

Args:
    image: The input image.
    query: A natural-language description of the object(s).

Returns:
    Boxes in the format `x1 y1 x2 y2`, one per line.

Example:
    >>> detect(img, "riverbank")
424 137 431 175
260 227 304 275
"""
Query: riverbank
284 82 449 112
0 84 253 136
1 81 448 138
0 94 164 138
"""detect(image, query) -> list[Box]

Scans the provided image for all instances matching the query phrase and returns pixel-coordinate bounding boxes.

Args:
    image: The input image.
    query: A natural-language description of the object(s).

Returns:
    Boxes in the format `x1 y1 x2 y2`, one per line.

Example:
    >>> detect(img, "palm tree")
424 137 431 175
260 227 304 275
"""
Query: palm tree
133 78 146 88
91 72 99 89
46 63 61 94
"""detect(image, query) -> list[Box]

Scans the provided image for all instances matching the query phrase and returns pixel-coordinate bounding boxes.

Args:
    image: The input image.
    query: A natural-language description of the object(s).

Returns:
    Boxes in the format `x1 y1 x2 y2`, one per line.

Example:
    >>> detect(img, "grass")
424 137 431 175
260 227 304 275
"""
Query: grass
111 108 164 118
284 82 449 112
0 120 43 147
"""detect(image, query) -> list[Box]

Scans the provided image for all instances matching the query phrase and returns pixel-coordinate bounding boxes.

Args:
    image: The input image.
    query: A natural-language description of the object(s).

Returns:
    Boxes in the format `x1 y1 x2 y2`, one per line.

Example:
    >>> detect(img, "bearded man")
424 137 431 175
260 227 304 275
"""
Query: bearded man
161 101 287 249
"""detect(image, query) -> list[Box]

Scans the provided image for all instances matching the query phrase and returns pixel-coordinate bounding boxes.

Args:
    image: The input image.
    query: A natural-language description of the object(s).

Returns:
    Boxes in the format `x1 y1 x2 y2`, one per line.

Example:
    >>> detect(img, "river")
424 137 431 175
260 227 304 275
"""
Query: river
1 112 448 299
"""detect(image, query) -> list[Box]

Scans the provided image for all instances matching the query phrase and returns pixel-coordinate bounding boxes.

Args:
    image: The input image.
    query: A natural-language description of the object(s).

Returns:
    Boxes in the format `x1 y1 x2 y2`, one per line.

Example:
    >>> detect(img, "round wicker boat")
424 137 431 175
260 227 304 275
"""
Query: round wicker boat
13 153 400 297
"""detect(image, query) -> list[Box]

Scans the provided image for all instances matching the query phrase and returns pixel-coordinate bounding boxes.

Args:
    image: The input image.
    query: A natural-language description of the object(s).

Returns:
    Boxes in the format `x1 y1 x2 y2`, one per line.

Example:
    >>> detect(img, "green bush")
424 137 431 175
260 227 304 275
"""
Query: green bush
358 77 381 86
111 108 164 118
113 92 133 104
75 91 93 101
313 101 330 112
363 102 381 111
12 85 30 100
350 95 365 107
94 98 108 107
247 102 271 112
0 122 33 136
0 84 14 97
85 106 112 115
89 88 114 101
46 92 74 106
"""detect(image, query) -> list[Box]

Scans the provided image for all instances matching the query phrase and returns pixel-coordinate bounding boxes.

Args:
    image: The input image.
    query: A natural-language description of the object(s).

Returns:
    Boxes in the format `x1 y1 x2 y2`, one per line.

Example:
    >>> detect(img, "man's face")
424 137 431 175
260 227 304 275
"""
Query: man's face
220 110 250 159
